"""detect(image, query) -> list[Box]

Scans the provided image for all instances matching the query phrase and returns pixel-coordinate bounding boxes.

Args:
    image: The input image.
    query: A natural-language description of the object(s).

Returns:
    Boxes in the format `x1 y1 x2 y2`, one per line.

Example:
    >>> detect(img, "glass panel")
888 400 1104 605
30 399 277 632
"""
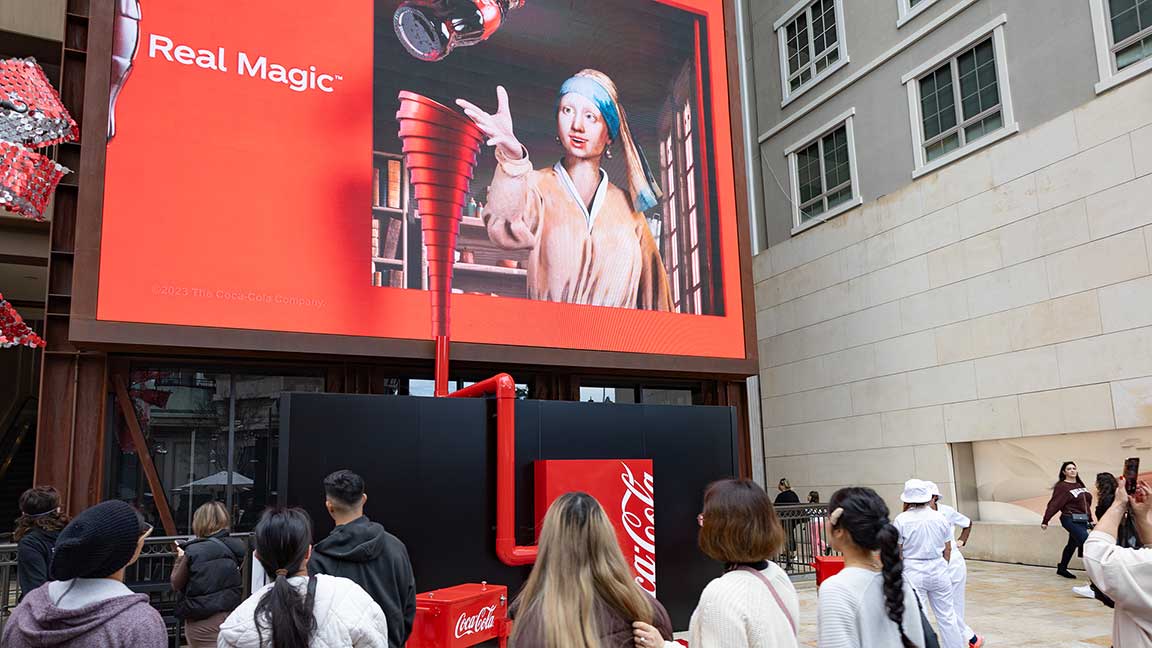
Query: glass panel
801 199 826 221
920 65 956 141
1109 0 1147 43
910 0 925 5
580 387 637 403
826 185 852 210
925 132 961 161
821 126 850 192
1117 34 1152 68
811 0 839 59
640 389 695 406
785 15 811 77
796 142 823 204
958 39 998 120
111 369 231 535
964 111 1003 143
229 374 323 532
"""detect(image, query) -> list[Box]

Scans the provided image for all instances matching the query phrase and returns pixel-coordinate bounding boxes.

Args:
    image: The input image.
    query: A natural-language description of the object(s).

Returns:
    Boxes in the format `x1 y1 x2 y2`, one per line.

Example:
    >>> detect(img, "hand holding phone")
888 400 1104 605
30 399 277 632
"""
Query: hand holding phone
1125 457 1140 495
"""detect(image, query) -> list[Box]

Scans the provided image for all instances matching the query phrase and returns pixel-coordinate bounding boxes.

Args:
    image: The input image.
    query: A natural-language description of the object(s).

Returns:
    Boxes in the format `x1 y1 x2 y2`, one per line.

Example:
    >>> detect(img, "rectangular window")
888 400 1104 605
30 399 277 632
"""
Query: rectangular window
775 0 849 105
785 108 860 231
903 16 1018 177
896 0 940 28
919 38 1002 162
1091 0 1152 92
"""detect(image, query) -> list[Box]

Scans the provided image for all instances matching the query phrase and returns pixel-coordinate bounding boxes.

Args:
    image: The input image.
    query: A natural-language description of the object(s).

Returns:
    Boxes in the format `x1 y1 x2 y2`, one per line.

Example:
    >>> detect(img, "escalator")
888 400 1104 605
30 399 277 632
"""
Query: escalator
0 397 38 536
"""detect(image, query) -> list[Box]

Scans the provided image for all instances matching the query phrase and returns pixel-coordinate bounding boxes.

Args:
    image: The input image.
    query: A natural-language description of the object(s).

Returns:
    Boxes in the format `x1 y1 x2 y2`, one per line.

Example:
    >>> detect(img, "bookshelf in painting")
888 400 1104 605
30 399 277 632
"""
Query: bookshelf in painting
371 151 409 288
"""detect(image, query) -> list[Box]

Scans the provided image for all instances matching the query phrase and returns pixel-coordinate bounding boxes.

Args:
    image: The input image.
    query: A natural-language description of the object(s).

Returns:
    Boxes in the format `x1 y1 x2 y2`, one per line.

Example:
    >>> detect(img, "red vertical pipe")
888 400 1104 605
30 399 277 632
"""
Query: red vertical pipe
449 374 537 566
434 335 451 396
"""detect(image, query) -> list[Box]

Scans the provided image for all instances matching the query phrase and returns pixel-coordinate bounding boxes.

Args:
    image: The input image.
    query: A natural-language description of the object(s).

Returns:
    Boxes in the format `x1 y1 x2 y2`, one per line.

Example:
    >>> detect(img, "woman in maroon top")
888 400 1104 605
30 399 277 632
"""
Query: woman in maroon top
1041 461 1096 579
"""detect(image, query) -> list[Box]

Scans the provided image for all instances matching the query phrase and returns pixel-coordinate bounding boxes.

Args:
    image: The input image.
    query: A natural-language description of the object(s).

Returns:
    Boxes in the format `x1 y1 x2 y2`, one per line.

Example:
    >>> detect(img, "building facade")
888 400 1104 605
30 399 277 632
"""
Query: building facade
746 0 1152 533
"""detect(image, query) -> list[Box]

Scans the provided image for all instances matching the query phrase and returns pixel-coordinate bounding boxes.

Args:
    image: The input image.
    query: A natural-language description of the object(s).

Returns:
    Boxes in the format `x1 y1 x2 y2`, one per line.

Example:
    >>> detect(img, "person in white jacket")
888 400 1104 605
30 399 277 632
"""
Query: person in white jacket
217 508 388 648
632 479 799 648
1083 477 1152 648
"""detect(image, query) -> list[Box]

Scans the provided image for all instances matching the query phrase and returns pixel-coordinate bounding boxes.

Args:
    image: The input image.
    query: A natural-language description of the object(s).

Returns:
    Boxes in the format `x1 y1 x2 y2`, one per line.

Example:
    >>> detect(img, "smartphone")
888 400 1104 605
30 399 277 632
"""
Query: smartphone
1124 457 1140 495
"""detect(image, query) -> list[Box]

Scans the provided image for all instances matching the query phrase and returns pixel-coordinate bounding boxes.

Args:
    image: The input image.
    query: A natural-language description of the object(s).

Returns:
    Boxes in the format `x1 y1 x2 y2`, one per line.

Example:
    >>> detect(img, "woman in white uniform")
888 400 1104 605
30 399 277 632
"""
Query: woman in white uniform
926 482 982 648
894 480 965 648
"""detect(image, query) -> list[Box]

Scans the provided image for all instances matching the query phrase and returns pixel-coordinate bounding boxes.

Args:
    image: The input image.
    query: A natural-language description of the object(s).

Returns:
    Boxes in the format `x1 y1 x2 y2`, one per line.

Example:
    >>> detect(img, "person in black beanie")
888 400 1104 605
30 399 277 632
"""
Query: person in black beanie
1 500 168 648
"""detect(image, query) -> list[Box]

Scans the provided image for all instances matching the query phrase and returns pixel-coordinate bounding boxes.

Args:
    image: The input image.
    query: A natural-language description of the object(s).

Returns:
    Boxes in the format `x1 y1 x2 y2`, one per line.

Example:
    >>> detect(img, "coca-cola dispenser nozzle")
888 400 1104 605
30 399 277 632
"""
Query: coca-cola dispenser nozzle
395 91 485 396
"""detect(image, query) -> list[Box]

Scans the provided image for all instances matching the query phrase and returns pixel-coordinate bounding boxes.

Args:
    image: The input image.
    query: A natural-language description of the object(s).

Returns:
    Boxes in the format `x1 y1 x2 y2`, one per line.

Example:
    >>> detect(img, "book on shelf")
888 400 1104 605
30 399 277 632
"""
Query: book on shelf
372 168 380 207
389 269 404 288
382 216 402 258
371 219 381 257
371 271 383 287
387 159 402 209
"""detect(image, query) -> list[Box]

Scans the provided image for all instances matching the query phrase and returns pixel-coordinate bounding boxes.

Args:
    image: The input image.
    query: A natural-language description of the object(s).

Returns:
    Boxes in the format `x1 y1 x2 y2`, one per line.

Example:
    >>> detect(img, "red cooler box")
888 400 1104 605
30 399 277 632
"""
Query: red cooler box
406 582 509 648
813 555 846 587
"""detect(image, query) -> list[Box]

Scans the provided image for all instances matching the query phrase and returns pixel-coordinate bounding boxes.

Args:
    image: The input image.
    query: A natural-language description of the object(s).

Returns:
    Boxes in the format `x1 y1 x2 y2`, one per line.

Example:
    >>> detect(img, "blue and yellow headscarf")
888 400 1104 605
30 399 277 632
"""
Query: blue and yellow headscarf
557 70 662 213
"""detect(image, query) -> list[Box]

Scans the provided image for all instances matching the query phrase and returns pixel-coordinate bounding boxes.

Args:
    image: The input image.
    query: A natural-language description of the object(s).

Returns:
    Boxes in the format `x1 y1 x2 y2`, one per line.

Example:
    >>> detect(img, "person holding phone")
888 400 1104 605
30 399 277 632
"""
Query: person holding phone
1084 475 1152 647
1041 460 1095 579
170 501 245 647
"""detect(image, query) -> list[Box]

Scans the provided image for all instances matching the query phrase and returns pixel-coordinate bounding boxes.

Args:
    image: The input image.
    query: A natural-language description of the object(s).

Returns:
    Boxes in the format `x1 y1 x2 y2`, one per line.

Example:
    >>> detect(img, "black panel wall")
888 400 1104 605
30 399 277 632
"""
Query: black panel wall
279 393 738 627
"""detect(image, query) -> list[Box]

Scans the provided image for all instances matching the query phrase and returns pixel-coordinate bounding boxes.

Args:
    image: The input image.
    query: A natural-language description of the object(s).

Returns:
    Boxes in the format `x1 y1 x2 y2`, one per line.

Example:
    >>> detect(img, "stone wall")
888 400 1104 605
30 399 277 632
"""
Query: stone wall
754 73 1152 516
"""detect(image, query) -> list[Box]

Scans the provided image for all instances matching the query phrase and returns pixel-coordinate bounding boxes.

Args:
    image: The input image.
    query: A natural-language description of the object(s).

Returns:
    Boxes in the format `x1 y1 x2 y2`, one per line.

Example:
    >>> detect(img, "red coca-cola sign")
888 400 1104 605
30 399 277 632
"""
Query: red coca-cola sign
407 583 507 648
453 604 497 639
535 459 656 594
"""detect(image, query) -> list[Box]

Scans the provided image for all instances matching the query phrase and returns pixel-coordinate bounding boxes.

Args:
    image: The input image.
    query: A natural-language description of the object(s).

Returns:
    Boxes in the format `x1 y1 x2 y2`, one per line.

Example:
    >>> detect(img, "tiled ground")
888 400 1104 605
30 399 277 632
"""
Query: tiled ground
795 561 1115 647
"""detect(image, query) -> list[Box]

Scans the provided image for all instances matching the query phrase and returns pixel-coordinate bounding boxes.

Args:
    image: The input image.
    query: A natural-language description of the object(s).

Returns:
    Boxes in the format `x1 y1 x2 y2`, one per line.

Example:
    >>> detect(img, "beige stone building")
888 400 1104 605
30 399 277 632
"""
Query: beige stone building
740 0 1152 559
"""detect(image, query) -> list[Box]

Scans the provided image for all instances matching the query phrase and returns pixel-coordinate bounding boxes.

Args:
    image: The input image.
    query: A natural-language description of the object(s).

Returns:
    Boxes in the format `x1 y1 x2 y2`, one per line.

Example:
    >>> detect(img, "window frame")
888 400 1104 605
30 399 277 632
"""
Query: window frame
902 14 1018 179
774 0 851 107
1090 0 1152 94
896 0 940 28
784 107 862 234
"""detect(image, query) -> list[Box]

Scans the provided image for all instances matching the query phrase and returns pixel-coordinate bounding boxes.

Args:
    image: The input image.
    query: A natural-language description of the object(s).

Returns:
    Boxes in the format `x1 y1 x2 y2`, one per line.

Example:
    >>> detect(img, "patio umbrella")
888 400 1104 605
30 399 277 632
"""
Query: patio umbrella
175 470 254 490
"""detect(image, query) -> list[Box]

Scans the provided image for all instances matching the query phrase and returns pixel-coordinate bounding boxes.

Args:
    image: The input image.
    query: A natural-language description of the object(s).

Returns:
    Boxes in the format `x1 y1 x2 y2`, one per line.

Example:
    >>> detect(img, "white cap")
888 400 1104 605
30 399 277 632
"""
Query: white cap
901 479 933 504
925 481 941 497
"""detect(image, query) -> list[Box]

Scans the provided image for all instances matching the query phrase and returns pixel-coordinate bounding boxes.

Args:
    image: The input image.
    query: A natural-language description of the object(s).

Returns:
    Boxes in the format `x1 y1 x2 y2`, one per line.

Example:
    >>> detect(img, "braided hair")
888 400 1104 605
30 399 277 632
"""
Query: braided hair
829 487 916 648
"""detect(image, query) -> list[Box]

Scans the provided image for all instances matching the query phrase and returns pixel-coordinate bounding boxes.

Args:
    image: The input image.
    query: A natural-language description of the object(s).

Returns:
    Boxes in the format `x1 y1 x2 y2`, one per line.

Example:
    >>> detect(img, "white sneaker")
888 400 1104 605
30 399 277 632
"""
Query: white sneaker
1073 584 1095 599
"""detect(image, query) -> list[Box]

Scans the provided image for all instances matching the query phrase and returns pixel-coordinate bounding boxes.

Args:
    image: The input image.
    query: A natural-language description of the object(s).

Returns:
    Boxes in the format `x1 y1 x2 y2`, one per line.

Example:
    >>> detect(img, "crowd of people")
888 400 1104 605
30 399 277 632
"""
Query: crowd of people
2 466 1149 647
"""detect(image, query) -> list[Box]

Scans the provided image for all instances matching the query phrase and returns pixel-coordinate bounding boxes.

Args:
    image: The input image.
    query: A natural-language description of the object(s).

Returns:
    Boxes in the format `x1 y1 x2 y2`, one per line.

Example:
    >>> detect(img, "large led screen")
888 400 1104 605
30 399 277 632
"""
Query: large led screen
97 0 746 358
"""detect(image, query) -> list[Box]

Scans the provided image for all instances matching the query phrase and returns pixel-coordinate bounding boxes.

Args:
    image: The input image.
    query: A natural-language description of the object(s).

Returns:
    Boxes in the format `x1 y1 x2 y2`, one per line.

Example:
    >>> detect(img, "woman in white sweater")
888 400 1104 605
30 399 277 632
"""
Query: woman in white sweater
1083 477 1152 647
217 508 388 648
633 479 799 648
818 487 927 648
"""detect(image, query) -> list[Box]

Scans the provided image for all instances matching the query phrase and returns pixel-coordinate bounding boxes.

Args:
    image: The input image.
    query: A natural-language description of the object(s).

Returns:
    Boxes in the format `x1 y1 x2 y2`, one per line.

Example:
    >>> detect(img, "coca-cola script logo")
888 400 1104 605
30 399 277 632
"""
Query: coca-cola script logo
454 604 497 639
620 462 656 594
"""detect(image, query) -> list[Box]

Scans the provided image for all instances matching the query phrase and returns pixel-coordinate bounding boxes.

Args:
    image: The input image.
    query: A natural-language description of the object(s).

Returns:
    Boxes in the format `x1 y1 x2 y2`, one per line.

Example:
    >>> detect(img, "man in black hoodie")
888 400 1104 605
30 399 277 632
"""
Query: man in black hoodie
308 469 416 648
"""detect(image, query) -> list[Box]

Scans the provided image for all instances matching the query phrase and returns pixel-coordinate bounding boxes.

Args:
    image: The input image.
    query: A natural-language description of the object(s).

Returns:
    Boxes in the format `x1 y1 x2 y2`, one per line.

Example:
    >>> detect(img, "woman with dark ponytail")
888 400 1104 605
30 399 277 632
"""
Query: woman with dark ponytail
817 487 926 648
217 508 388 647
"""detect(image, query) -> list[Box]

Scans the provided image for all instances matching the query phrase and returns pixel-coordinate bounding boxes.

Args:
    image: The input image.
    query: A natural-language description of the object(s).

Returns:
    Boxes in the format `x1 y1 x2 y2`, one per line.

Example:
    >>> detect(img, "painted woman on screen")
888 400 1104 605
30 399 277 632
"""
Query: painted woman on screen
457 69 674 311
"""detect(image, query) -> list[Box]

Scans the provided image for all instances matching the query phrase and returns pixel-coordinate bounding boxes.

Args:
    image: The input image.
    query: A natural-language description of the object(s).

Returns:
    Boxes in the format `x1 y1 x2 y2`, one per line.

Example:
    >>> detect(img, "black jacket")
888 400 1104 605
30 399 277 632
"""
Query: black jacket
16 528 58 600
174 530 245 621
309 516 415 648
775 489 800 504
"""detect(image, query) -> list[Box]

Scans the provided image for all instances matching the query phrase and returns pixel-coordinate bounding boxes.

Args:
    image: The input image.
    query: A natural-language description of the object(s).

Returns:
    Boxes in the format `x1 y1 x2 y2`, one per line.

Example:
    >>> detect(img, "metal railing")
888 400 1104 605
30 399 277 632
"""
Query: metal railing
0 533 253 647
775 503 839 577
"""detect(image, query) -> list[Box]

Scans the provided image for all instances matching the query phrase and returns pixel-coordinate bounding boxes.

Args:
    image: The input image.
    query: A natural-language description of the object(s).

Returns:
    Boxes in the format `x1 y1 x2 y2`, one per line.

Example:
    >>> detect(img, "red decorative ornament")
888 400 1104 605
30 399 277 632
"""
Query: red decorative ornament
0 140 68 220
0 293 45 349
0 57 78 147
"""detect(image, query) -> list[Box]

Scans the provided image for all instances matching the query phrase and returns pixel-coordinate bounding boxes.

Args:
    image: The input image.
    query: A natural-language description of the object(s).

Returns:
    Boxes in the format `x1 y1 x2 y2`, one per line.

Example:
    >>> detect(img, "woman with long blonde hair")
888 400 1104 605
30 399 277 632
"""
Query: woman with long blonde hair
511 492 673 648
458 69 674 312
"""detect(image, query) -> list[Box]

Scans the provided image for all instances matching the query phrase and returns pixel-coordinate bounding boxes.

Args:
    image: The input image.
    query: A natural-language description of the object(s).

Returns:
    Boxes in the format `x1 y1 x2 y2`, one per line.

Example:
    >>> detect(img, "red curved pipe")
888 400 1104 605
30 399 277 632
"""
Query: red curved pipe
449 373 538 566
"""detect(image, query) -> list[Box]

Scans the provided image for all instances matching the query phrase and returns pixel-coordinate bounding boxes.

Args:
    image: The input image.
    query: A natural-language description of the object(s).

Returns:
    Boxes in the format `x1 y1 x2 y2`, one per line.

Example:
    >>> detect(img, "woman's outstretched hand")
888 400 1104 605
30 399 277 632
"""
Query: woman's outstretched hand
457 86 523 160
